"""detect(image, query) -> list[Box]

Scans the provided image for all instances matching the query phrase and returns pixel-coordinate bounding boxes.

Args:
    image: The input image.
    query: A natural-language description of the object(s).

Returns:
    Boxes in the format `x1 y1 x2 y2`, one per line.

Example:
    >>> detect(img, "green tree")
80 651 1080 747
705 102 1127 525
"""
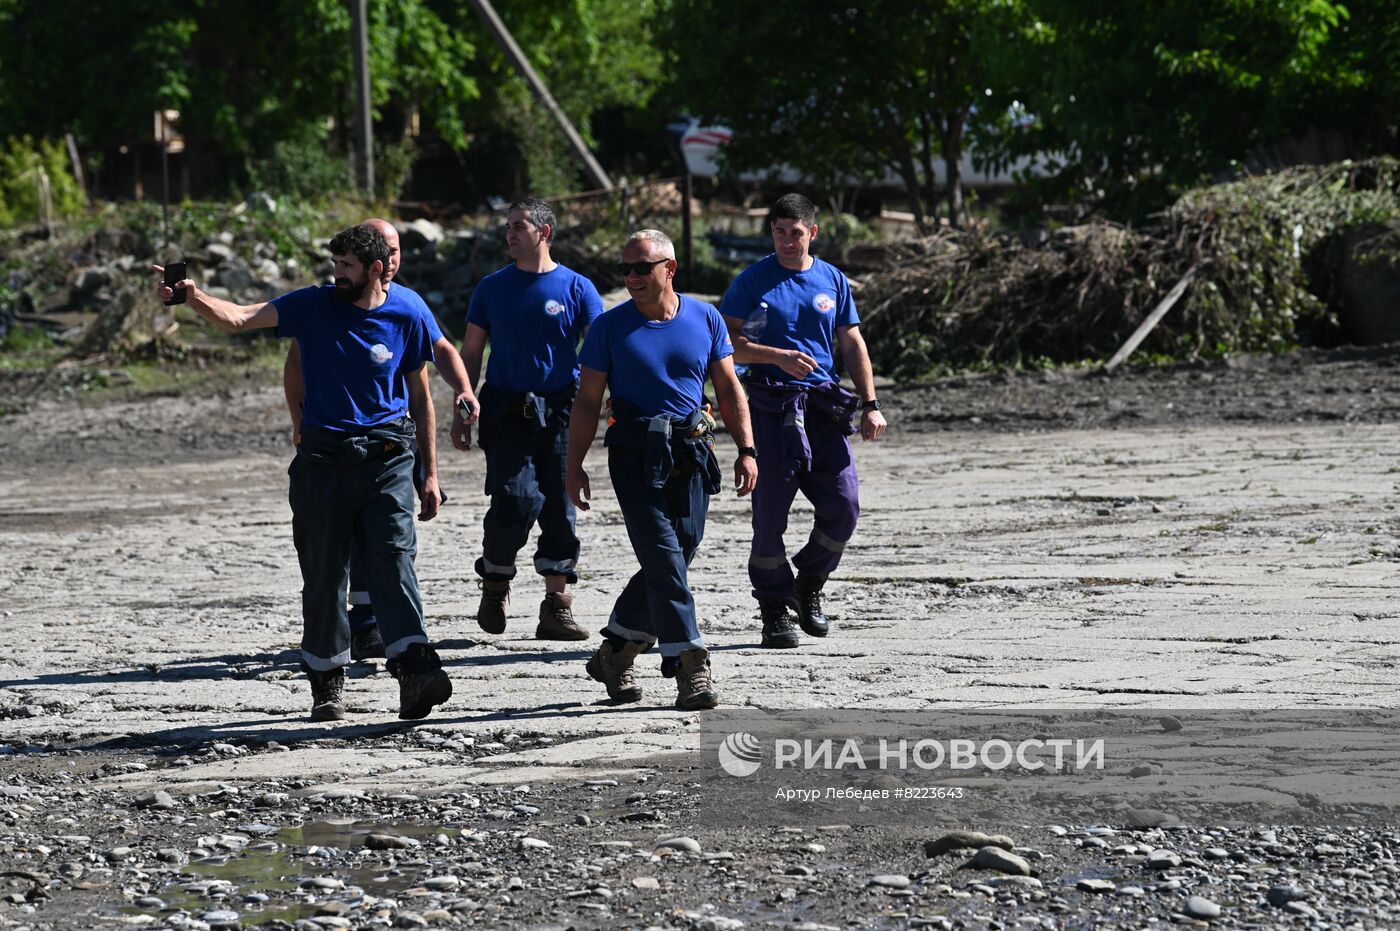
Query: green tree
982 0 1350 218
665 0 1024 230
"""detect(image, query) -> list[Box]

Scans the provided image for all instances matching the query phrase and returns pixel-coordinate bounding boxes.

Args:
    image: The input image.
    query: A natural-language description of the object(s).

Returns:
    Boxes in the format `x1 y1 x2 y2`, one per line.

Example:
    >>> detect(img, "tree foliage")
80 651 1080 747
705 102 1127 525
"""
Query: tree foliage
982 0 1354 217
665 0 1027 231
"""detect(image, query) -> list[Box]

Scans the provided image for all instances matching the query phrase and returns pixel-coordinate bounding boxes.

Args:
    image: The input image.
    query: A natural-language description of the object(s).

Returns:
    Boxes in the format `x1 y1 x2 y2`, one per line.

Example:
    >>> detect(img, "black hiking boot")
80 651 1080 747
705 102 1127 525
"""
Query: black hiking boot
388 643 452 721
759 597 802 649
794 571 831 637
304 666 346 722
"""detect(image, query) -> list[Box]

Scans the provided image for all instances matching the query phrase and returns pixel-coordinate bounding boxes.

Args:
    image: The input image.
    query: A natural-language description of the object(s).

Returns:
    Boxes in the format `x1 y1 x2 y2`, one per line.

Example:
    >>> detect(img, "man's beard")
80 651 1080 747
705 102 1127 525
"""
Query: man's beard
333 275 368 302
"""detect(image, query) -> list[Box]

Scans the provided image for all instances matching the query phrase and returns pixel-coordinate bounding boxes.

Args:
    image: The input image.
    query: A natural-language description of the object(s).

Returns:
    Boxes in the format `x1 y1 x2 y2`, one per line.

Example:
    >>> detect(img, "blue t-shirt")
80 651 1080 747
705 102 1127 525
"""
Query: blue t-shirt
718 254 859 385
273 284 435 432
392 283 445 343
579 295 733 418
466 264 604 394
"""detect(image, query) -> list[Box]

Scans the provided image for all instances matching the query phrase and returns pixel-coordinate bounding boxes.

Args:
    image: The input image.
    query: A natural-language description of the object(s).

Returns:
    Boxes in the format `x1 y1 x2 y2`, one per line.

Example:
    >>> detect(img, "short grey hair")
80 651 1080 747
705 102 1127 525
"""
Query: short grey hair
625 228 675 259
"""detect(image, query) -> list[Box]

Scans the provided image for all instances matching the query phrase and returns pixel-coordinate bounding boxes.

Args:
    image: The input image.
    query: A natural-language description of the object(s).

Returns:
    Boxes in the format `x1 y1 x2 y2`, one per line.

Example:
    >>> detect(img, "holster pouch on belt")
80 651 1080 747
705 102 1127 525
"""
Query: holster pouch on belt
297 418 416 465
477 382 577 451
604 398 723 496
744 376 858 479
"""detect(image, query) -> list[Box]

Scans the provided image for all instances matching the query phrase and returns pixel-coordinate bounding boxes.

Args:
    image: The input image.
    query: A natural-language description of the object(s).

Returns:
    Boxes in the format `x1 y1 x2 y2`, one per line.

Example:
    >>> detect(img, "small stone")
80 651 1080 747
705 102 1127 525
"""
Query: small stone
136 790 178 810
962 847 1031 876
1146 849 1181 870
1284 902 1319 918
201 911 241 930
393 912 429 928
924 831 1015 857
519 837 552 850
1203 847 1230 860
655 836 701 854
315 902 351 916
575 814 592 826
1184 895 1221 919
365 833 415 850
1077 879 1115 893
1129 764 1158 778
1158 716 1183 732
135 896 165 908
689 918 744 931
632 877 660 890
1117 885 1145 897
868 874 911 889
422 876 459 891
1266 883 1306 907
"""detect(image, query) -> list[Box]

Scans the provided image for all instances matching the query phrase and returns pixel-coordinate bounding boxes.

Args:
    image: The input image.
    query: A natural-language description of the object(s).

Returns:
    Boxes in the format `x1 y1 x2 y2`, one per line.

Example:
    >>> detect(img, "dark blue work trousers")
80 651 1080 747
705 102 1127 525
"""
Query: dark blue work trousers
289 445 428 669
603 446 710 658
475 417 580 583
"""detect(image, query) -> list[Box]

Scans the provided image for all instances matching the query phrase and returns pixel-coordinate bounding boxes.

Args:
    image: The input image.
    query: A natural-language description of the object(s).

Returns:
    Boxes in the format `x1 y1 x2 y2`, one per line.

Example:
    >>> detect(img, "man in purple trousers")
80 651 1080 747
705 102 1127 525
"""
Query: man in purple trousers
719 193 887 648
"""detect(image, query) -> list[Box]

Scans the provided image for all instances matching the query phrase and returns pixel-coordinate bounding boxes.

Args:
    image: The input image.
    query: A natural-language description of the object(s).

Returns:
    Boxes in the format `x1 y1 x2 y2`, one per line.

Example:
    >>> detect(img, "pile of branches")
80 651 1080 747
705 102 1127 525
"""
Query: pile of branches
859 158 1400 380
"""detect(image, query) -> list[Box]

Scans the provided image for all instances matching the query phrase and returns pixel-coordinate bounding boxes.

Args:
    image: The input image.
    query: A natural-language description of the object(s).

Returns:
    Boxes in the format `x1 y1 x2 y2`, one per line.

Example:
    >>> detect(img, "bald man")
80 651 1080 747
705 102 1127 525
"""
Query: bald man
284 218 478 660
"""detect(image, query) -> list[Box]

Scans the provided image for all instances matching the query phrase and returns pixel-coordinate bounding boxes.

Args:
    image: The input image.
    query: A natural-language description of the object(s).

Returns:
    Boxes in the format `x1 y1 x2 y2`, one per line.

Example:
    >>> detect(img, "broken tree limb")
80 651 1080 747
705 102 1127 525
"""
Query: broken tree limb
1104 265 1199 372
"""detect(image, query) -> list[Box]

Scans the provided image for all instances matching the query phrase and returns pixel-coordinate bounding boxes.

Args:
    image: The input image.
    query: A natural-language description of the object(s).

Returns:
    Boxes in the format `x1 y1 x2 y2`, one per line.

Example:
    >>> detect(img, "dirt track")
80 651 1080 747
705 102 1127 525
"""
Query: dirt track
2 347 1399 928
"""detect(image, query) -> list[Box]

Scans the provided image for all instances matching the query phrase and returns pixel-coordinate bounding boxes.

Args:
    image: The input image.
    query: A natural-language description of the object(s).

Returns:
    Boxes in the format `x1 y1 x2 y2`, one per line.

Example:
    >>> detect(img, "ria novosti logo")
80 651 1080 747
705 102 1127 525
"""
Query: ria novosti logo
717 731 763 777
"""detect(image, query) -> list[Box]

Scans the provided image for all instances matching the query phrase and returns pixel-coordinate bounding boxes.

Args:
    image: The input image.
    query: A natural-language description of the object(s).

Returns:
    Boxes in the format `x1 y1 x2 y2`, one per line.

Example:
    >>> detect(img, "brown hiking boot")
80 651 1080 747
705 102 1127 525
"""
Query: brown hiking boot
476 579 511 634
536 592 588 641
585 639 647 703
387 643 452 721
675 648 719 711
304 666 346 722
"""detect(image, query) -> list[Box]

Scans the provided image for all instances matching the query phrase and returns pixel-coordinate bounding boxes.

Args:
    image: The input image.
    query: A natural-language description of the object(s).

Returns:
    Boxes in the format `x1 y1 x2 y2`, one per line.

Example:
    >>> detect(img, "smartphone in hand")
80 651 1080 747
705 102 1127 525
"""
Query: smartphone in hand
163 261 188 306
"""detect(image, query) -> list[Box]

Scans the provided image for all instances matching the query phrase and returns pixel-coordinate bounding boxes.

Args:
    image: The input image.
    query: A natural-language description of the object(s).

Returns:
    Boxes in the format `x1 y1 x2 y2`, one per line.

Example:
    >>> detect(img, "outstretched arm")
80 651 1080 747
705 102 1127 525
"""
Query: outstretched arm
151 264 278 331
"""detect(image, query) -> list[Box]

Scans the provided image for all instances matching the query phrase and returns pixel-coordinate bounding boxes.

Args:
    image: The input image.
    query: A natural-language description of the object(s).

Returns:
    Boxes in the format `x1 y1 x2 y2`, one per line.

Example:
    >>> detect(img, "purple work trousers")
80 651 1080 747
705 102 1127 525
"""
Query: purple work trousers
748 407 860 600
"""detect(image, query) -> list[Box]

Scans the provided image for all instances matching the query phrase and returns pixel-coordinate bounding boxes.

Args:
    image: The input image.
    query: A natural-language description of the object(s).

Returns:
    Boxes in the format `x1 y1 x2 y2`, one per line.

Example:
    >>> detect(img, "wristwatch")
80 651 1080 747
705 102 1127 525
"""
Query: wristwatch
861 399 882 412
737 446 758 460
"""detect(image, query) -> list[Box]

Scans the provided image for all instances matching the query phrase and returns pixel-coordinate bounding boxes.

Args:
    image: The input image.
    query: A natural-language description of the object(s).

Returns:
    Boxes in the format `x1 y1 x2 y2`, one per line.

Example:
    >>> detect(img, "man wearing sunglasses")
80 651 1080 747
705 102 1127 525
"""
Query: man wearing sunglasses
567 229 758 711
456 199 605 641
719 193 887 649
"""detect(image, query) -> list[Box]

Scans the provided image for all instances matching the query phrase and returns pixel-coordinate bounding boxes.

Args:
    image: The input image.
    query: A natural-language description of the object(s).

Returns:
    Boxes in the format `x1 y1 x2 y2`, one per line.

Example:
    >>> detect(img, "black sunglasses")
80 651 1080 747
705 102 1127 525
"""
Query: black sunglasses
616 258 670 276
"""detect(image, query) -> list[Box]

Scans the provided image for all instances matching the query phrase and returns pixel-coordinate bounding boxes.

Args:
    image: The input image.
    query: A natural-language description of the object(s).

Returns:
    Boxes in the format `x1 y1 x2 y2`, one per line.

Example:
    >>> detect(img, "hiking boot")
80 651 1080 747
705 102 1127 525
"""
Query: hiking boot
759 597 802 649
536 592 588 641
794 571 831 637
585 639 647 703
305 666 346 722
675 648 719 710
476 579 511 634
387 643 452 720
350 622 385 661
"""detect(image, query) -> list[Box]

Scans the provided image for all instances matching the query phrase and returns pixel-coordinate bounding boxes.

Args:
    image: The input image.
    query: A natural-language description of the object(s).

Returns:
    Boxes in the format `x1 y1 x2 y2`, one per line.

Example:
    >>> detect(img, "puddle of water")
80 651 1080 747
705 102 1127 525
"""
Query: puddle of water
118 819 464 926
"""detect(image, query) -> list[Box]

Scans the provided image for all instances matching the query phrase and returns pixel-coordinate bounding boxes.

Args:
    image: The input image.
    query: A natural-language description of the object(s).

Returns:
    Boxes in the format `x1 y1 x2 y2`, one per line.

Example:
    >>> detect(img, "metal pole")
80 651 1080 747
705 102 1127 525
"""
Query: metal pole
161 115 170 247
681 171 693 293
467 0 613 191
350 0 374 195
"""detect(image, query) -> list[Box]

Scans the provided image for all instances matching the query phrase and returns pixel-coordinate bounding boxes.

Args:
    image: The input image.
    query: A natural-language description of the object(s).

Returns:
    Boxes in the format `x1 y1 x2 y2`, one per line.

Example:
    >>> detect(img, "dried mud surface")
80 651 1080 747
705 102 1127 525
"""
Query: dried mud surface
2 347 1399 929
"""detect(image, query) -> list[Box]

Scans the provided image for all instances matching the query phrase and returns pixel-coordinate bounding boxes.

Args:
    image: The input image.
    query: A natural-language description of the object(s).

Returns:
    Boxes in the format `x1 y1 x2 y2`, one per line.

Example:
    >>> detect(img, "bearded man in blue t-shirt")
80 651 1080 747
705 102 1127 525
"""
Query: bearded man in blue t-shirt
719 194 889 649
567 229 758 711
457 199 604 642
153 224 453 723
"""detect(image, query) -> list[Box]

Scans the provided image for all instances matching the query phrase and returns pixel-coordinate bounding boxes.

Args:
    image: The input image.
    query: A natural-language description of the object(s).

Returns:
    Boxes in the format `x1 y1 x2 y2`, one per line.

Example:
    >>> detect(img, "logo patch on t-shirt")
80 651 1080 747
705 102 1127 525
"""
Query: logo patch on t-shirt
813 293 836 314
369 343 394 364
544 299 565 316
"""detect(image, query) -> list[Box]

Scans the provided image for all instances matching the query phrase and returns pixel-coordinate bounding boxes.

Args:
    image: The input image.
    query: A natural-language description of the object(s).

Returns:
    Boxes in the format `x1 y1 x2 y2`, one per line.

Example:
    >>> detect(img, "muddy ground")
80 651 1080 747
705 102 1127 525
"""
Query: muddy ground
2 346 1400 929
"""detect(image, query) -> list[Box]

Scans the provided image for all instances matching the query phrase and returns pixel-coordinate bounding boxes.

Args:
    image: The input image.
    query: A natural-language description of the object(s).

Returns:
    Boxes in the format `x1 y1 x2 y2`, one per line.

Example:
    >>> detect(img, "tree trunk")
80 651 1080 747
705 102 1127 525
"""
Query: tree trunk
940 118 966 229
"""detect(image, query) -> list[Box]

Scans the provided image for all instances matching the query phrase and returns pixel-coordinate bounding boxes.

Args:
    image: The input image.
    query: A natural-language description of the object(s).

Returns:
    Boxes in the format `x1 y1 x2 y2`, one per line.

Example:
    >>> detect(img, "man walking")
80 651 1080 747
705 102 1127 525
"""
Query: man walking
567 229 758 710
154 224 453 721
458 199 603 640
719 194 887 648
283 217 477 661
